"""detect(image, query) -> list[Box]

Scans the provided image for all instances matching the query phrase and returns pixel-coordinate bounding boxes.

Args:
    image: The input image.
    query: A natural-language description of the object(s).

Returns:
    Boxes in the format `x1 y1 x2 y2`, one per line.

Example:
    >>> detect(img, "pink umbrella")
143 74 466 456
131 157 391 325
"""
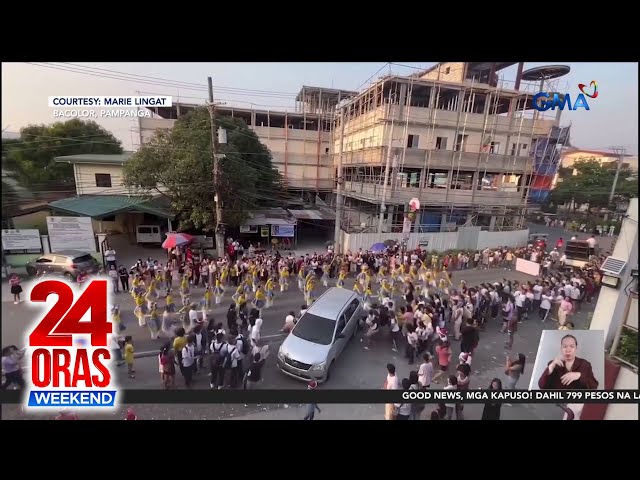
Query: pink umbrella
162 232 194 249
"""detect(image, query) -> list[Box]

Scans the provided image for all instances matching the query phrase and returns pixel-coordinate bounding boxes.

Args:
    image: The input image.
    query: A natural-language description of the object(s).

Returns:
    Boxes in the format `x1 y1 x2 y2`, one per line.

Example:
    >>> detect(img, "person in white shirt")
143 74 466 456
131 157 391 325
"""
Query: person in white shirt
444 375 458 420
539 293 553 321
209 333 228 389
180 336 196 388
418 353 433 388
224 337 242 388
513 290 525 320
383 363 400 420
586 235 597 248
250 315 263 346
108 265 119 293
459 351 472 366
188 305 199 330
533 282 543 311
105 247 117 269
281 311 296 333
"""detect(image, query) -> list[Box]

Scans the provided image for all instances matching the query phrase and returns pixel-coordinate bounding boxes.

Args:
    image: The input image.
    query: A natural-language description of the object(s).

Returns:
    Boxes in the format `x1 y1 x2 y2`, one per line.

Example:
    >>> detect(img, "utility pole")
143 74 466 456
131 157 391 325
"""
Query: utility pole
333 108 345 253
208 77 225 260
609 146 626 204
378 116 395 233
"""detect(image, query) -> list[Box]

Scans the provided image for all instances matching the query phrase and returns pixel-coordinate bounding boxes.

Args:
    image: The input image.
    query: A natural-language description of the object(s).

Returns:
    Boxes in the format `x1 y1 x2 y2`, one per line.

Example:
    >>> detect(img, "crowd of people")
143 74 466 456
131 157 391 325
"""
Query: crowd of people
3 231 607 420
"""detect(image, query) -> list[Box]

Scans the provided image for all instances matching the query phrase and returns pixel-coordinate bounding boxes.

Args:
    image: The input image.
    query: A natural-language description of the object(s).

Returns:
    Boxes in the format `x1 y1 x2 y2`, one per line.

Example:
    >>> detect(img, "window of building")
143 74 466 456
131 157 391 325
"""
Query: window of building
95 173 112 188
407 134 419 148
511 143 528 156
325 147 330 154
426 171 449 188
436 137 448 150
445 67 451 75
490 141 500 154
455 134 468 152
102 215 116 222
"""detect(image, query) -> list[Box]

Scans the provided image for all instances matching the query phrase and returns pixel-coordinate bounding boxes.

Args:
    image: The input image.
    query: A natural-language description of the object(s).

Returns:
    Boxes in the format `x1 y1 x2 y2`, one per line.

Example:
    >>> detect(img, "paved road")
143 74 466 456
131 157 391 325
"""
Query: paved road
2 223 606 420
2 265 599 421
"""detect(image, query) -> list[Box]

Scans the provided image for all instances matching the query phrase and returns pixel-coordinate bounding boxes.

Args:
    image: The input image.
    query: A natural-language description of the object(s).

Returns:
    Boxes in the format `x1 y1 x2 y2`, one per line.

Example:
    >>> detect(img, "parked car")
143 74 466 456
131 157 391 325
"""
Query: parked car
25 251 100 280
277 287 363 383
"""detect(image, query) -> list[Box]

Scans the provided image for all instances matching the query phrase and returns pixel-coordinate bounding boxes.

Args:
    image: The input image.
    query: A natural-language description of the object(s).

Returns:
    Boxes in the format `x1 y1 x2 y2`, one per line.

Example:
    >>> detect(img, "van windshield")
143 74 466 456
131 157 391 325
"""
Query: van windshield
291 313 336 345
73 255 95 264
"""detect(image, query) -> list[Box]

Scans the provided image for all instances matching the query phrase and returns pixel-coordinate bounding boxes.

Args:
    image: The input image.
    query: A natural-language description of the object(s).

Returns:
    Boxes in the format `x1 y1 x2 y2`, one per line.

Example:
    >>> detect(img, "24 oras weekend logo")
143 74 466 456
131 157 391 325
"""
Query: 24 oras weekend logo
24 278 120 411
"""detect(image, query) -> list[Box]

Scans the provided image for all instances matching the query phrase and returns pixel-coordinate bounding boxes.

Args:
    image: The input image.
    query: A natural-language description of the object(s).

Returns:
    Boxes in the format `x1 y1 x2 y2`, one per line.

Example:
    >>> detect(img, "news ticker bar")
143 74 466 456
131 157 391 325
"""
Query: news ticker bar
2 390 639 405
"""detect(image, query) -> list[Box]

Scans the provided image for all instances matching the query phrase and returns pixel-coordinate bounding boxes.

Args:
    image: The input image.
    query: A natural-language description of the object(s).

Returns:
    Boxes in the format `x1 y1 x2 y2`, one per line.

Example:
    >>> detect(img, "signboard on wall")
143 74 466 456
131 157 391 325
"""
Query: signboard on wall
2 229 42 251
271 224 295 237
240 225 258 233
46 216 96 253
260 227 269 238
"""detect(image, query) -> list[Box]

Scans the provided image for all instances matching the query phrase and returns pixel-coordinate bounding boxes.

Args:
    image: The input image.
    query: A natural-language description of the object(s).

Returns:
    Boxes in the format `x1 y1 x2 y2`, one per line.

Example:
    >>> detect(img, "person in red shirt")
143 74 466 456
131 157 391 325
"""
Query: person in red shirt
538 334 599 390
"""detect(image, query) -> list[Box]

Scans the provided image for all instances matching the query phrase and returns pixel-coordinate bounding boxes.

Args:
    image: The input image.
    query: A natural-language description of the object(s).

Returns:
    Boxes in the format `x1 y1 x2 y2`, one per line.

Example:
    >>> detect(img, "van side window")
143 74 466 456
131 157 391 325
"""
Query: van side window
336 314 347 337
344 299 360 319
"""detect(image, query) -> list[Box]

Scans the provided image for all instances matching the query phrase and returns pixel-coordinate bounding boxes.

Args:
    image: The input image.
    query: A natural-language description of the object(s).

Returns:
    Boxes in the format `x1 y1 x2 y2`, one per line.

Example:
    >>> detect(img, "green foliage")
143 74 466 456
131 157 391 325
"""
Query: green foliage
123 107 283 231
551 159 638 210
2 120 123 190
615 327 638 369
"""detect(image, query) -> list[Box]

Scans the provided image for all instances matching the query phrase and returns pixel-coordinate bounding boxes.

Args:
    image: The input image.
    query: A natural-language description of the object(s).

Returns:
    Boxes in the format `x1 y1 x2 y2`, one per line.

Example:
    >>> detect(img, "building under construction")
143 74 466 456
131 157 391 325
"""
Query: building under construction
332 61 571 233
138 86 357 201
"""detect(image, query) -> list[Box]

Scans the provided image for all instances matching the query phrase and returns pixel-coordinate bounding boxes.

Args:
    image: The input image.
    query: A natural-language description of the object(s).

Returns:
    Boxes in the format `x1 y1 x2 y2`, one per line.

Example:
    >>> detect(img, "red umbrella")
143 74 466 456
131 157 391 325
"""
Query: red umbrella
162 232 194 249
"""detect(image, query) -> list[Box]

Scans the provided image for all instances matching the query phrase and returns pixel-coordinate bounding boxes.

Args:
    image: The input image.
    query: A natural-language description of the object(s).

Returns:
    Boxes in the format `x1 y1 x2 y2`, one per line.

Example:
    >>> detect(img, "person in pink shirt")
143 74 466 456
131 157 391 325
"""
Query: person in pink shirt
558 293 573 327
432 340 452 384
9 274 23 304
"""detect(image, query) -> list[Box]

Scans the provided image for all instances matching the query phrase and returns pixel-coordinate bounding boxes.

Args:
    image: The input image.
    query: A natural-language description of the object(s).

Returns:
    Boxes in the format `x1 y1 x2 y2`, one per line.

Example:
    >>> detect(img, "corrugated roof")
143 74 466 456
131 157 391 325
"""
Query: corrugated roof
287 209 335 221
48 195 173 219
54 152 135 164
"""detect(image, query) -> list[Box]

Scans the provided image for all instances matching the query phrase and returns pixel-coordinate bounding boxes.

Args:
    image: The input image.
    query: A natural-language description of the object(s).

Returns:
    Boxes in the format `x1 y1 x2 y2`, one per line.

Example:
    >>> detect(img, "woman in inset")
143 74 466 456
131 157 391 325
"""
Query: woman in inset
481 378 503 420
538 334 599 390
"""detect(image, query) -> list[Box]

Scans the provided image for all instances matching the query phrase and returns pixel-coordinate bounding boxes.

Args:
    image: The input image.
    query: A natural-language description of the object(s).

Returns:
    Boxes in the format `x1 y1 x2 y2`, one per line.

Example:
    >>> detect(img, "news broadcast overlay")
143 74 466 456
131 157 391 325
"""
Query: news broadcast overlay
529 330 605 391
3 389 639 406
22 279 120 411
47 96 172 118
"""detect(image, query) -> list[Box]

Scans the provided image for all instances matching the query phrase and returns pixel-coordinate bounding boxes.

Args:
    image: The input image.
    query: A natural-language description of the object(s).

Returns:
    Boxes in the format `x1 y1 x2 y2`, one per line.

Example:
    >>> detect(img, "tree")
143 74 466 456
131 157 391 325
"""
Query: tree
123 107 284 231
550 158 638 211
3 119 123 191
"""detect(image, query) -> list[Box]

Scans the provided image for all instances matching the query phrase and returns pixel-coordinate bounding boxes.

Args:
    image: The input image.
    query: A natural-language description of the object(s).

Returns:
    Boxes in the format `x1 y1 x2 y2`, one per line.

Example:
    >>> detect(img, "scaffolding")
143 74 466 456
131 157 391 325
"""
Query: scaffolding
334 62 568 233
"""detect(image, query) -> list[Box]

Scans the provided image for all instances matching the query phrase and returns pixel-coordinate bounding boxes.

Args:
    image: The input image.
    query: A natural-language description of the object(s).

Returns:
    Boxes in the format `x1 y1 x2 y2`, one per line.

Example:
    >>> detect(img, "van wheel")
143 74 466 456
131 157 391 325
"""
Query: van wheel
64 272 75 281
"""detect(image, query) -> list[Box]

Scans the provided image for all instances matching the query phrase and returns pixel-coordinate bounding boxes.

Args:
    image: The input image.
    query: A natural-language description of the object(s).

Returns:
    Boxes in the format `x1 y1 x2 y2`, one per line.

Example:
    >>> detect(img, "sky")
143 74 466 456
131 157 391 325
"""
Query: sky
2 62 638 155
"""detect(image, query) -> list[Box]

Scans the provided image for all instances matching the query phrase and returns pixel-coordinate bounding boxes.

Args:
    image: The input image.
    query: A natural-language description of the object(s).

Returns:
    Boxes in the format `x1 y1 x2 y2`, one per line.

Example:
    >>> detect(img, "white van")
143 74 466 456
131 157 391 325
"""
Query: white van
136 225 162 244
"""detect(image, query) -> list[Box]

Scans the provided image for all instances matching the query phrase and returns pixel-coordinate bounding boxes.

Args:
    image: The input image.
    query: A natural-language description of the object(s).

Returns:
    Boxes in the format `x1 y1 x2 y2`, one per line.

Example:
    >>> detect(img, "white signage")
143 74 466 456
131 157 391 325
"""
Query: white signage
2 229 42 251
46 217 96 253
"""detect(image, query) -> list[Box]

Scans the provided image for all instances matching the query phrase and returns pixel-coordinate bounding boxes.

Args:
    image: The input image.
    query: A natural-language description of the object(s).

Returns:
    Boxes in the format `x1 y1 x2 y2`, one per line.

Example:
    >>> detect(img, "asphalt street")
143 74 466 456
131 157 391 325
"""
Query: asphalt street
1 223 612 420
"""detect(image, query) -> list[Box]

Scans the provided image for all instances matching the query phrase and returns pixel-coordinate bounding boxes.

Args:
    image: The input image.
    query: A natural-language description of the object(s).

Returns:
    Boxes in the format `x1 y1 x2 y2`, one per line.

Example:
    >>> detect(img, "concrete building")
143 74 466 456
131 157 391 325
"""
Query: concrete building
582 197 638 420
138 86 357 200
331 62 561 235
48 153 173 240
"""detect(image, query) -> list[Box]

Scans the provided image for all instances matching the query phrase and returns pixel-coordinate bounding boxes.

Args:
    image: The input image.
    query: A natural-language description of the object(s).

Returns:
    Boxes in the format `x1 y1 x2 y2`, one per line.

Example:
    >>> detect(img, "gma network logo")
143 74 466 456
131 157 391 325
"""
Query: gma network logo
532 81 598 112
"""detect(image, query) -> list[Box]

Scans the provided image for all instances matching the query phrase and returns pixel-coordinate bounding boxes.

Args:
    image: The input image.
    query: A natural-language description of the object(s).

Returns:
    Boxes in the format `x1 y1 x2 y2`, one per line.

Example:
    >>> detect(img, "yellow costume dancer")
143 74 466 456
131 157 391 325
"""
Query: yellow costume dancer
265 277 275 308
202 286 212 309
297 267 306 291
213 277 224 305
243 276 253 295
253 285 266 310
279 267 290 292
353 281 363 295
134 292 147 314
356 268 367 288
235 291 246 310
111 306 124 334
220 266 229 285
337 270 346 288
378 278 392 300
409 266 419 283
147 304 160 339
180 275 190 296
391 265 401 283
305 277 316 305
228 265 238 286
418 261 429 284
377 265 387 284
363 283 373 304
321 263 331 287
165 291 176 312
251 266 260 293
431 254 439 272
232 284 244 304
